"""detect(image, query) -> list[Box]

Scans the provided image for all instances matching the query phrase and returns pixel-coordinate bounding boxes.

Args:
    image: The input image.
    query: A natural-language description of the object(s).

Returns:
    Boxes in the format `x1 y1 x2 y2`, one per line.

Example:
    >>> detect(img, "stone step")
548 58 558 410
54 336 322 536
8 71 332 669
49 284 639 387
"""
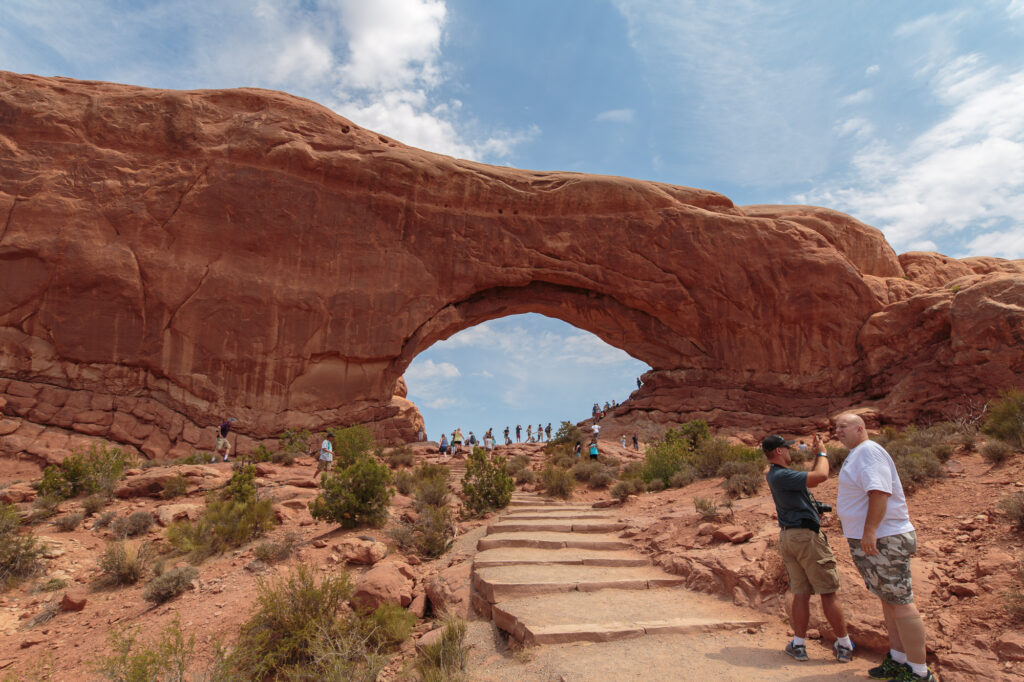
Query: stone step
489 588 766 646
508 498 576 507
477 531 633 552
473 564 684 603
486 519 627 534
499 511 616 521
506 504 594 512
473 547 650 569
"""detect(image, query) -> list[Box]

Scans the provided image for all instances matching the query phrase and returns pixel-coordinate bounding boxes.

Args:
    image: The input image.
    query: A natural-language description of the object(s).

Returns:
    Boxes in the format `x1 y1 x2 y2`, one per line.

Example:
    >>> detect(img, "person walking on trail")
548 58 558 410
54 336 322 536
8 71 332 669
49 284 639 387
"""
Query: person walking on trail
763 433 854 664
536 424 543 442
214 418 236 462
526 425 533 442
592 422 601 440
835 413 934 681
504 426 510 445
312 433 334 481
632 434 639 450
515 424 521 442
573 441 582 458
588 441 599 460
545 423 552 441
467 431 478 450
452 428 464 455
439 434 449 461
620 434 627 448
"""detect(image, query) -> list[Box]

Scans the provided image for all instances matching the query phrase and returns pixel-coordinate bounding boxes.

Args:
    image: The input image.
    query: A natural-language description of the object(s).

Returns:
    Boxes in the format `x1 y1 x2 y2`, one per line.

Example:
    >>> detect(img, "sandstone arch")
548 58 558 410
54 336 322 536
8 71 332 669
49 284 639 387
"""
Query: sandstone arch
1 71 1022 461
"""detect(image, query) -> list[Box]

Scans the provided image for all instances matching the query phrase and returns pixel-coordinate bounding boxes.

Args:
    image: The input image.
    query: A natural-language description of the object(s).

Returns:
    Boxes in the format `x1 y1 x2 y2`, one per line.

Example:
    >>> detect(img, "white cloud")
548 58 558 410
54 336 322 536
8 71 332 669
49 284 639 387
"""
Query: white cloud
865 64 881 77
966 229 1024 258
798 49 1024 258
840 88 873 106
425 397 458 409
405 359 460 380
1010 0 1024 19
835 117 875 140
596 108 635 123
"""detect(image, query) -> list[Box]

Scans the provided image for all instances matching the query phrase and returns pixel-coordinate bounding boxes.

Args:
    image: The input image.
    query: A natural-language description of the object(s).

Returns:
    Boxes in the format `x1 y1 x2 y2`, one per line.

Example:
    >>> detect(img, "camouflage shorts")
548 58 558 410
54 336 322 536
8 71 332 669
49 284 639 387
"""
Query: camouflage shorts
847 530 917 605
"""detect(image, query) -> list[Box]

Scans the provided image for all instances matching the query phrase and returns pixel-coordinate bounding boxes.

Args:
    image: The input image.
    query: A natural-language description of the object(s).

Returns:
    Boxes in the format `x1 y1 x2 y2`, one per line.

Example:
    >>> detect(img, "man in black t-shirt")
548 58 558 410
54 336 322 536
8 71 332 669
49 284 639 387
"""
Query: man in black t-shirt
764 433 853 664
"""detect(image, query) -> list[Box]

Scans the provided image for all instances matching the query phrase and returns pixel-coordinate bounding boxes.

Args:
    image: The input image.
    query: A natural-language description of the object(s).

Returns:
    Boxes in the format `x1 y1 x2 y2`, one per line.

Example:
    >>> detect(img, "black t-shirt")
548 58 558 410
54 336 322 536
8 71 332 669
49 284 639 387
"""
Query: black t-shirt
766 463 820 530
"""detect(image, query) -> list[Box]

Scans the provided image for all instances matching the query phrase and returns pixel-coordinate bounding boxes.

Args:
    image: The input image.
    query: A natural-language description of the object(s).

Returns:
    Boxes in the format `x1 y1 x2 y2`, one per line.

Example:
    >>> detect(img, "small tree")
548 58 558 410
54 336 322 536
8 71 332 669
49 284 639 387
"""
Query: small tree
461 447 514 516
309 455 393 528
549 421 584 446
328 425 376 469
983 389 1024 448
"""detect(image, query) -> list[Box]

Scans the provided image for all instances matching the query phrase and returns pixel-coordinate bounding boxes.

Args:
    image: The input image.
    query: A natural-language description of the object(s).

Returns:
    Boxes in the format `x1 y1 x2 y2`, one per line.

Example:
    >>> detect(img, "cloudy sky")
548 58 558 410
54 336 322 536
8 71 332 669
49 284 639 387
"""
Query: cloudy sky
3 0 1022 439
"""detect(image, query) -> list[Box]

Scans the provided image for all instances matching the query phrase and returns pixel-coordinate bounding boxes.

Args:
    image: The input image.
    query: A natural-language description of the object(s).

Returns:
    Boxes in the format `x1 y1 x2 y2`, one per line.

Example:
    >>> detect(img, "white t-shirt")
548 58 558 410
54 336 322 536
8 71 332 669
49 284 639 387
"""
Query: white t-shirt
319 439 333 462
592 424 601 434
837 439 914 540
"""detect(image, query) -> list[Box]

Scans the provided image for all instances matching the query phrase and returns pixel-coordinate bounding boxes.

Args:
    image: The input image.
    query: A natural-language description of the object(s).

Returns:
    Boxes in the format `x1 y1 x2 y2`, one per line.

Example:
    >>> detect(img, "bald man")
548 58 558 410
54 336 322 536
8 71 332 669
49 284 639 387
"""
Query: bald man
835 413 933 681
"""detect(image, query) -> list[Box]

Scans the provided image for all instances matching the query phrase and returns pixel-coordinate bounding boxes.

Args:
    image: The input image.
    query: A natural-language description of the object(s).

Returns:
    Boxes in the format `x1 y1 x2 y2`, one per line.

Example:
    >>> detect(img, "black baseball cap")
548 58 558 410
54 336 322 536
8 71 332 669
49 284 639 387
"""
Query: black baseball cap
762 435 795 452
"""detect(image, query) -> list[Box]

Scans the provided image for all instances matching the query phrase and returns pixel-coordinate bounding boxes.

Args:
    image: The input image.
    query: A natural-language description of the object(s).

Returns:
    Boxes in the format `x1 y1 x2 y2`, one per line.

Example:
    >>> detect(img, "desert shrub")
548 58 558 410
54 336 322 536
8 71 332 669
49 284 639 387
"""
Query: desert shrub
251 443 275 463
620 460 645 481
539 466 575 500
641 436 690 484
327 425 377 469
55 512 85 532
826 445 849 470
570 460 603 482
94 617 194 682
414 475 450 510
225 563 354 680
415 615 468 682
364 603 417 647
719 460 765 498
254 532 301 564
506 455 532 476
957 430 978 452
94 511 116 529
168 496 276 562
160 475 190 500
37 442 132 501
693 496 720 519
386 445 415 468
0 504 43 589
1000 492 1024 531
224 464 258 504
98 541 149 586
691 438 762 479
411 505 455 558
893 452 945 492
515 468 536 485
461 448 514 516
930 443 954 462
550 421 585 447
36 577 67 593
414 463 449 483
589 470 615 489
669 466 696 488
82 494 107 516
309 455 393 528
143 565 198 604
394 469 414 495
983 389 1024 448
983 439 1015 465
112 511 155 538
551 454 574 470
647 478 665 492
279 428 313 458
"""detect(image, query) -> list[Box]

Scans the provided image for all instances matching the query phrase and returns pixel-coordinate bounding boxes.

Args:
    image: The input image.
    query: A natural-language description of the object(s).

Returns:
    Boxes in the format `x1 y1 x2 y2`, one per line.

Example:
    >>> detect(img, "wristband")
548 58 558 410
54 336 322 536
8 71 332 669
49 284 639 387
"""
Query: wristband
817 452 828 457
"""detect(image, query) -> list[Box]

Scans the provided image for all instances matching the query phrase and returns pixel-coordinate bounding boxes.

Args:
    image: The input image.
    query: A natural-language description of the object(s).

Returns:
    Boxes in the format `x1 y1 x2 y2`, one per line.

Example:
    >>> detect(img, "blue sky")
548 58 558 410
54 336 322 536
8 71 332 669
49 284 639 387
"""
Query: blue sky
3 1 1023 439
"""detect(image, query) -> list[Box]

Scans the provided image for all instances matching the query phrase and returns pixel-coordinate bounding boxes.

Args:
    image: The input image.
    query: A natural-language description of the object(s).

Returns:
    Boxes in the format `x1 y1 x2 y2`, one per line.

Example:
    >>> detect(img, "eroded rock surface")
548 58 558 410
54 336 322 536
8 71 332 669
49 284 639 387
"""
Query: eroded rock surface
1 71 1022 460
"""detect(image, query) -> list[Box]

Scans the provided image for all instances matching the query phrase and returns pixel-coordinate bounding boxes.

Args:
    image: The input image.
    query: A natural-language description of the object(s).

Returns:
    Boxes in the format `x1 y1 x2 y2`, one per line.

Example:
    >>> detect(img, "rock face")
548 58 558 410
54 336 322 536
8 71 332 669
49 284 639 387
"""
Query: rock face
1 71 1023 458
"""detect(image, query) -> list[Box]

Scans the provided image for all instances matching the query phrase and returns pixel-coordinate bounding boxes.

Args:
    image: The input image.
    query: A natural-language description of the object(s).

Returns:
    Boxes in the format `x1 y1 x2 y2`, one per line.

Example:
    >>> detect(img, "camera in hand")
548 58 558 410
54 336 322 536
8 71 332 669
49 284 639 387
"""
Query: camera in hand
810 494 832 515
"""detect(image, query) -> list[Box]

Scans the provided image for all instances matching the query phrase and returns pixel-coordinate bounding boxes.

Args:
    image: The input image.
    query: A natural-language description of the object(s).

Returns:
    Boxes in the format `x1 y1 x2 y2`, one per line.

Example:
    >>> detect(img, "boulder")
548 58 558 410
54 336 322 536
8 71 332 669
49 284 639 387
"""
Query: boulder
60 590 87 612
351 563 413 611
423 561 472 618
334 538 388 565
154 504 202 527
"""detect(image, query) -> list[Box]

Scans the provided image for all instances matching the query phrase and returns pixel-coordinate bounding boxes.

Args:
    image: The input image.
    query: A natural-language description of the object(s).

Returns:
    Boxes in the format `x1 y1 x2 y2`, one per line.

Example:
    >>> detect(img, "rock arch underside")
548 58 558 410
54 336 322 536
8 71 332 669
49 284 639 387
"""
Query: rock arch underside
1 71 1023 462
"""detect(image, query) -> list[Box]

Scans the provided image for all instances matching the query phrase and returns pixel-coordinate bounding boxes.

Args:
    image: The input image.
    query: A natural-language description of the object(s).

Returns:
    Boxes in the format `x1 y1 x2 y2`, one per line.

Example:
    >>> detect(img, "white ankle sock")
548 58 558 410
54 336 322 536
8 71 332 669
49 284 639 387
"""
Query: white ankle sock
891 649 908 664
909 661 928 676
836 635 852 649
792 636 805 646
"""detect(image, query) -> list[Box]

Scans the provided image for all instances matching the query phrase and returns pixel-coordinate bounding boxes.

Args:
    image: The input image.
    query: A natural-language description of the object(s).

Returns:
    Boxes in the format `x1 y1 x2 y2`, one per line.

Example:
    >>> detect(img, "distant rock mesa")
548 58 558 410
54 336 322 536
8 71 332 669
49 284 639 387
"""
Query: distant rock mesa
1 72 1022 460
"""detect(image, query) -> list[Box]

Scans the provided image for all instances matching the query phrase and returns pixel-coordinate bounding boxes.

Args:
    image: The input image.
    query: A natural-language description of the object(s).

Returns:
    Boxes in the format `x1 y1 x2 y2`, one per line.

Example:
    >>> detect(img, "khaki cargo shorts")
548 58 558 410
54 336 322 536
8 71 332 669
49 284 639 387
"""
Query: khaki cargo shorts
848 530 917 605
316 458 332 472
779 527 841 595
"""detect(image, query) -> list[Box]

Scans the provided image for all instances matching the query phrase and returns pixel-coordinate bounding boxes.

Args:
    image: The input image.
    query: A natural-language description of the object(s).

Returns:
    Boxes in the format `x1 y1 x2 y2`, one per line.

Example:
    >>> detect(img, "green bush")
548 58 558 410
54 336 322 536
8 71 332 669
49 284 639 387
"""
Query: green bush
160 475 190 500
983 439 1015 465
55 512 85 532
620 460 645 481
94 511 116 529
589 471 615 489
570 460 603 482
36 577 67 593
647 478 665 492
675 419 711 447
893 452 945 492
1000 492 1024 531
641 437 690 483
143 565 198 604
279 428 313 459
669 466 696 488
415 616 468 682
224 464 259 504
827 445 849 470
98 541 149 586
506 455 531 476
328 425 376 469
225 563 355 680
394 469 414 495
515 468 535 485
309 455 393 528
984 389 1024 447
0 504 43 589
610 480 633 501
365 603 417 648
461 448 514 516
386 445 415 468
38 442 132 501
549 421 584 446
691 438 761 479
112 511 155 538
94 617 194 682
168 496 276 562
719 460 765 497
693 496 720 519
414 475 450 510
251 443 275 463
411 505 455 558
539 466 575 499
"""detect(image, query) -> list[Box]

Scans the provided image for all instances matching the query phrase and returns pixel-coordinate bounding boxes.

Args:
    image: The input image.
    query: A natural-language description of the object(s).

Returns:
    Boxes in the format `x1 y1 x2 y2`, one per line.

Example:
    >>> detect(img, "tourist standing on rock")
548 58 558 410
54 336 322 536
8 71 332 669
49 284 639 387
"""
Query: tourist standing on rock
591 422 600 441
215 418 236 462
835 413 934 681
588 441 598 460
545 423 552 441
504 426 511 445
620 434 627 448
636 376 642 389
417 426 426 441
632 434 639 450
312 432 334 481
467 431 478 450
439 434 449 460
516 424 521 442
453 428 463 455
536 424 543 442
763 433 854 664
526 425 533 442
573 441 582 458
484 432 493 451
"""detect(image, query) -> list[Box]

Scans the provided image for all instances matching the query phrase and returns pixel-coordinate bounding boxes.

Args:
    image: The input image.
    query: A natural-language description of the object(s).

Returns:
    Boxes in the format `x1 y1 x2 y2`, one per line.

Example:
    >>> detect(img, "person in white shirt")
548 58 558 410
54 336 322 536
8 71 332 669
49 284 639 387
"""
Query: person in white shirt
835 413 933 681
312 433 334 481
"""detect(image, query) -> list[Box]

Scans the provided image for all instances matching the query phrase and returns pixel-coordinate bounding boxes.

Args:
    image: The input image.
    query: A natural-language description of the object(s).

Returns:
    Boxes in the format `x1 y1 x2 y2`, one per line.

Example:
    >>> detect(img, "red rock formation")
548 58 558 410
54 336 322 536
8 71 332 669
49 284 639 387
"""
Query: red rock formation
1 71 1022 458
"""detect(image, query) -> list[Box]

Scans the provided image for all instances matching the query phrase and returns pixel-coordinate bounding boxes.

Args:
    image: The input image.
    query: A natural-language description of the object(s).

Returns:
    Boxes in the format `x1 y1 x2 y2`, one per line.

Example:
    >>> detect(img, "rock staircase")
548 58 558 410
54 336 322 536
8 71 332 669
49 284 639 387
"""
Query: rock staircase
471 493 765 646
